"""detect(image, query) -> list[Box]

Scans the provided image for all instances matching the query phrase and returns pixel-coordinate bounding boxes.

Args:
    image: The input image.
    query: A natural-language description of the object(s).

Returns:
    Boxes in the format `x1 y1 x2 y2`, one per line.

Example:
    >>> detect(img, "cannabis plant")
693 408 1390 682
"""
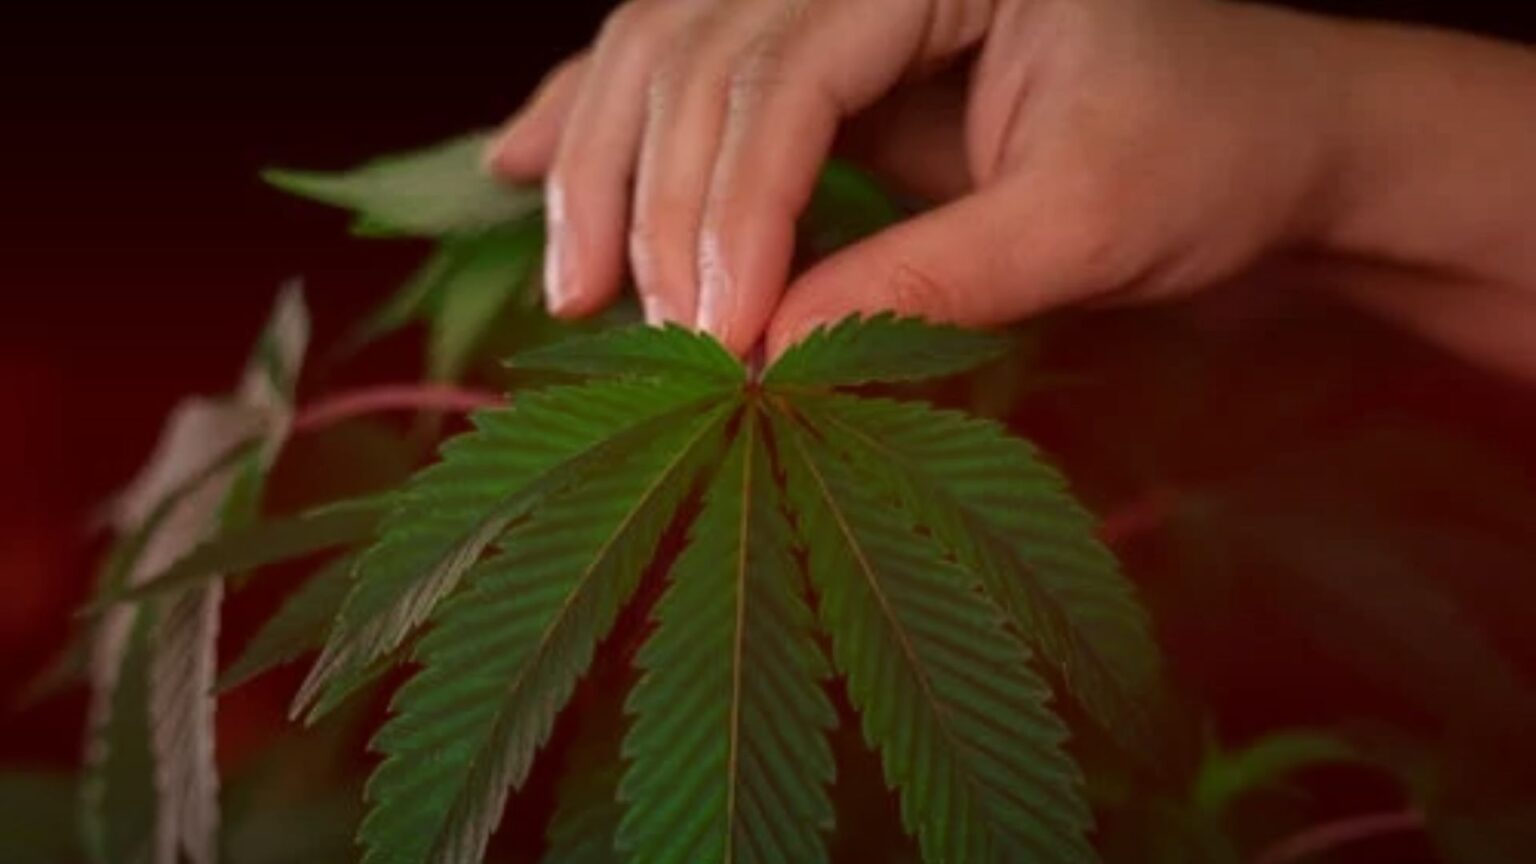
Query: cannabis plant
77 131 1166 864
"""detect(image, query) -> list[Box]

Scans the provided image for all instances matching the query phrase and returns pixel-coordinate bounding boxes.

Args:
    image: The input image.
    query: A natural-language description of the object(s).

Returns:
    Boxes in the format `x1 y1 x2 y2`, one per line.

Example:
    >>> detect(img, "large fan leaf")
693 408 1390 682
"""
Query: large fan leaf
763 314 1010 389
359 403 733 864
263 132 540 237
294 376 731 721
507 322 743 385
774 412 1094 864
795 394 1161 752
618 409 836 863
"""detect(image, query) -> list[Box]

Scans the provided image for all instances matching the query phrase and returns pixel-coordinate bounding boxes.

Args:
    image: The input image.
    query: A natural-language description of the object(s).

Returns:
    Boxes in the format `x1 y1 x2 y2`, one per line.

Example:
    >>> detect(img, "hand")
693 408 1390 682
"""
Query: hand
483 0 1534 370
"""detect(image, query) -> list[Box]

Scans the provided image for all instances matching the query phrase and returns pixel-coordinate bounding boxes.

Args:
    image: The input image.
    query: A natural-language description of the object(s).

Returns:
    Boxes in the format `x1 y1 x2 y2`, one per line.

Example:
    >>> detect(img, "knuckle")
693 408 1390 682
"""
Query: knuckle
597 1 657 48
727 32 794 108
887 260 956 321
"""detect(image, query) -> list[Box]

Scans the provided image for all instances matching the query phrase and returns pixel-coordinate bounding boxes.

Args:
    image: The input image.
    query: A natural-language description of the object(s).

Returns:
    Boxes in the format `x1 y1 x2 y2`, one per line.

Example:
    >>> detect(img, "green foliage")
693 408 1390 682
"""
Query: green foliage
62 119 1536 864
299 315 1141 864
776 411 1093 863
263 132 539 238
618 413 836 863
219 553 359 692
764 312 1013 388
792 394 1161 753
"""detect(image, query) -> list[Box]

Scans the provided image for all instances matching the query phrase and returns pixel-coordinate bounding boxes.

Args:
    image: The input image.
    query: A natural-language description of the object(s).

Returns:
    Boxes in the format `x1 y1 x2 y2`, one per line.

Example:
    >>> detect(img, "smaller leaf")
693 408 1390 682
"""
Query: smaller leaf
219 555 358 692
798 159 903 259
331 243 464 360
505 322 743 384
429 225 544 381
263 132 541 237
90 495 388 610
1193 731 1361 818
82 615 158 864
764 312 1011 389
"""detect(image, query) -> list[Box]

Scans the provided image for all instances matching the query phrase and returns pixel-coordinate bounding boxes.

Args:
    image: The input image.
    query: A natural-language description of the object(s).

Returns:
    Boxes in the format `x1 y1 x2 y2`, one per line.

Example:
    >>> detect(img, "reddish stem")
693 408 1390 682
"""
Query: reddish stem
1098 486 1181 548
291 384 506 434
1252 808 1426 864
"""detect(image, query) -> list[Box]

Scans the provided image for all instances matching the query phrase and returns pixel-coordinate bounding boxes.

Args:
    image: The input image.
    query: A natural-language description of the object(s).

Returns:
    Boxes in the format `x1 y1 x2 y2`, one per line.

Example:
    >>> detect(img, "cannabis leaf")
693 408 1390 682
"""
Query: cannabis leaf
218 553 358 692
84 286 309 864
360 403 730 864
763 312 1012 388
263 132 539 238
776 413 1094 863
285 313 1147 864
293 373 735 721
617 410 837 863
793 393 1162 752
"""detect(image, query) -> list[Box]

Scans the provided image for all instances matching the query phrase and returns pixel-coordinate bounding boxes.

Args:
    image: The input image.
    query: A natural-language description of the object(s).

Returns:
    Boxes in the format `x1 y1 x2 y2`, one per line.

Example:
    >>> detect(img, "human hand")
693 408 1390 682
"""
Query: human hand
482 0 1352 358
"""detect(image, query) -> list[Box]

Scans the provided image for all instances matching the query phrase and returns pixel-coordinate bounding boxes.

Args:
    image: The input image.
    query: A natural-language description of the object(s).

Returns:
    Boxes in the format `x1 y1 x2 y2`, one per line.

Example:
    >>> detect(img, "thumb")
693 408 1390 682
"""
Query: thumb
767 176 1124 358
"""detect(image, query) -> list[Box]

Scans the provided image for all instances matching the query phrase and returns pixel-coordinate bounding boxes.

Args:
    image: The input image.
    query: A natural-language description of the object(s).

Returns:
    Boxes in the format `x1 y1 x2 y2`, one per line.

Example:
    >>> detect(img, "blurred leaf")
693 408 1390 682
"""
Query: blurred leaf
0 772 81 863
81 616 157 864
263 132 540 237
1193 731 1360 818
429 225 543 381
797 159 902 259
83 287 310 864
92 495 388 609
219 554 358 692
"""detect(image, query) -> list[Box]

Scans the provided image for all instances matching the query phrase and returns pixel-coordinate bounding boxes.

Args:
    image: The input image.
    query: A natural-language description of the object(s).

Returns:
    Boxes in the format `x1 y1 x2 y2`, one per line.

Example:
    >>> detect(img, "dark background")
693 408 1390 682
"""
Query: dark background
3 1 1535 858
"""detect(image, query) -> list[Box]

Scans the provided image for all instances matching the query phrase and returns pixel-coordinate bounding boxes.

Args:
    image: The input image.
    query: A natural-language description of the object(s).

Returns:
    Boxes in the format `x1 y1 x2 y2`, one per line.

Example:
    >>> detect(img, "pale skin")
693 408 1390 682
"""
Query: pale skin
484 0 1536 378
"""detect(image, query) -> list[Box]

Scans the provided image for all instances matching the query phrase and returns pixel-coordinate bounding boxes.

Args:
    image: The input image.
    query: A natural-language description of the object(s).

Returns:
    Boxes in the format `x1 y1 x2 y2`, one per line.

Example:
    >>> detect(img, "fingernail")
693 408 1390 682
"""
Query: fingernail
544 181 576 314
641 292 675 326
696 229 732 344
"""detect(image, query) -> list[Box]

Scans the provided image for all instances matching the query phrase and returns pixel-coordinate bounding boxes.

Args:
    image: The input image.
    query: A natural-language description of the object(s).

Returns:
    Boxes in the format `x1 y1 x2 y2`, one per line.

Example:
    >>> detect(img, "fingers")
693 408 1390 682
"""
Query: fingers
486 0 993 344
629 9 773 326
542 0 696 318
766 171 1137 358
484 54 589 180
695 0 991 354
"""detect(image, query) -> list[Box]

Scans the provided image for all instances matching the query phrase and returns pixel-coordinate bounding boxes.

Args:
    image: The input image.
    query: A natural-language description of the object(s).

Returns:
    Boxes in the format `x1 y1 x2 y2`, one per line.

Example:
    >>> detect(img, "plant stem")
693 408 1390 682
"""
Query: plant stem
1252 807 1425 864
1098 486 1181 547
291 384 506 434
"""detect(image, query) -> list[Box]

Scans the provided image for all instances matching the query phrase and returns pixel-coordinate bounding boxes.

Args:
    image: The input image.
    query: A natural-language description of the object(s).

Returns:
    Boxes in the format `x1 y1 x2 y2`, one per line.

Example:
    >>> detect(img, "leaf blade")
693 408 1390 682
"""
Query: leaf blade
506 322 743 385
763 313 1011 389
774 410 1095 864
218 554 358 692
359 403 733 864
618 408 836 864
796 393 1162 753
293 377 731 721
263 132 540 237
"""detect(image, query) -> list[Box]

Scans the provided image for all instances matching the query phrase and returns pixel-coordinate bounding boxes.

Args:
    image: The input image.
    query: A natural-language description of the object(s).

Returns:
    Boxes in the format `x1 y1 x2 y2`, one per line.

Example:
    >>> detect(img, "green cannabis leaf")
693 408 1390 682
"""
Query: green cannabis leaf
292 314 1154 864
83 286 310 864
264 132 539 238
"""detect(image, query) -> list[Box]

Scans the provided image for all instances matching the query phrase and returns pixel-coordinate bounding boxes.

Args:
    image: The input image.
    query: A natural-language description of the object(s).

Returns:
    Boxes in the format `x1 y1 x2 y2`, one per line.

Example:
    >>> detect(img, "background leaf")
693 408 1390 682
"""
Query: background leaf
263 132 540 237
219 554 358 692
